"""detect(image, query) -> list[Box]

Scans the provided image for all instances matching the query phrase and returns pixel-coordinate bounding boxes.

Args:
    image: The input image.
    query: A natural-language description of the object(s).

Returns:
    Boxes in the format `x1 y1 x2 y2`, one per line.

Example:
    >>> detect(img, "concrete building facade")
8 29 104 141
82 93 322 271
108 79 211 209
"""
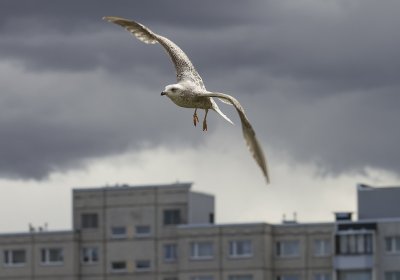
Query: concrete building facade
0 183 399 280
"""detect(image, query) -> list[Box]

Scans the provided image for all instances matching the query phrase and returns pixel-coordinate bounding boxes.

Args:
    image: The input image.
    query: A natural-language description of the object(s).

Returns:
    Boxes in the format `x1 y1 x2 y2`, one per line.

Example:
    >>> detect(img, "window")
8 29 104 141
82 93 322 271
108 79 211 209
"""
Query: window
164 243 177 262
111 261 126 272
385 236 400 254
41 248 64 265
191 276 214 280
209 213 214 224
229 275 253 280
163 209 181 225
190 241 214 259
276 240 300 257
136 259 151 270
314 239 331 257
136 225 151 236
336 233 373 255
81 247 99 264
314 273 331 280
385 271 400 280
229 240 253 258
277 275 299 280
81 213 98 229
4 249 26 266
111 226 127 238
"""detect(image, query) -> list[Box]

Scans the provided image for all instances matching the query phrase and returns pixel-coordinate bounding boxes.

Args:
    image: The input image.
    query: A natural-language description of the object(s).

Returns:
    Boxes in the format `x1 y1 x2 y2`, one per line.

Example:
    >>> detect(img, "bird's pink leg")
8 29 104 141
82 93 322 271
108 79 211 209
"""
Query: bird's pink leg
193 109 199 126
203 109 208 131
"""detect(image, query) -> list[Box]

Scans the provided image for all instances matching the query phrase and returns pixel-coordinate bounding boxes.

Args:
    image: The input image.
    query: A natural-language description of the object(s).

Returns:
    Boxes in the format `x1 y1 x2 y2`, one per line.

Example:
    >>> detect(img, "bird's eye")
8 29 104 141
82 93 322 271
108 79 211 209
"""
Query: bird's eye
171 87 176 92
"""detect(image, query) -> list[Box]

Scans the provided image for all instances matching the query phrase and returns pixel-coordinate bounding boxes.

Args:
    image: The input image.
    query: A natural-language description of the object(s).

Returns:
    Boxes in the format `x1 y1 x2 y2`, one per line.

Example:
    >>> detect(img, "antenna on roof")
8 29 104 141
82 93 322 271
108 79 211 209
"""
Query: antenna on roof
282 212 298 224
29 223 35 233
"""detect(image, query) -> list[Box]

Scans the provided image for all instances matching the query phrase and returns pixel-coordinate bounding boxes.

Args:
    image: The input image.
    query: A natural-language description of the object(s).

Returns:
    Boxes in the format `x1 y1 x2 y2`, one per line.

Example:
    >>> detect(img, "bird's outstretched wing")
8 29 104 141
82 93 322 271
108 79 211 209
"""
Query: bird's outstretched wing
203 92 270 184
103 16 205 89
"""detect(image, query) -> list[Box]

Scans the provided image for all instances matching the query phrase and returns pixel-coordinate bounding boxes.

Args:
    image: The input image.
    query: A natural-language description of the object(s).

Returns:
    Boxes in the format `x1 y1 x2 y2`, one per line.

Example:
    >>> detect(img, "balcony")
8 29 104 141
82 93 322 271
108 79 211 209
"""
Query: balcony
334 255 373 269
334 230 375 270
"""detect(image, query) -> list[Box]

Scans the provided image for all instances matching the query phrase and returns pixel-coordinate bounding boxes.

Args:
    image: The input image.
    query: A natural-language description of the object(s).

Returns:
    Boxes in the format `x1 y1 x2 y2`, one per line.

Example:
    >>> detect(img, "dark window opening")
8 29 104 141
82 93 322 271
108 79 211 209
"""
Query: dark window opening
111 261 127 271
209 213 215 224
136 259 151 270
163 209 181 225
81 213 98 229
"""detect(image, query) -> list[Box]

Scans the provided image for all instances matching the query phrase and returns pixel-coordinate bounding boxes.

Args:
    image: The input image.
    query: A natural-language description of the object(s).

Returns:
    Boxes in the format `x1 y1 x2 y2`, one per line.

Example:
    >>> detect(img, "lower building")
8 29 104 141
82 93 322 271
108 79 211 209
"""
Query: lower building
0 183 399 280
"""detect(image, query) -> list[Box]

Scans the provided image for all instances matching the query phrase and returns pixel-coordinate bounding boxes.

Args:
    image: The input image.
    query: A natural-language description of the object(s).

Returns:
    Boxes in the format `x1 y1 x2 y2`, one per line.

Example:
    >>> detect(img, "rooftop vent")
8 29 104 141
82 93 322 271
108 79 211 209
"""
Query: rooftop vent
334 212 352 221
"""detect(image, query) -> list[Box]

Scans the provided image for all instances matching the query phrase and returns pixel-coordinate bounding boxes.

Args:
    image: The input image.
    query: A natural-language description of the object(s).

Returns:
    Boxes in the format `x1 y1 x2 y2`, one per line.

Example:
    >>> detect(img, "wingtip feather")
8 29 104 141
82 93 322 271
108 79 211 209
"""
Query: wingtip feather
102 16 115 22
265 173 270 185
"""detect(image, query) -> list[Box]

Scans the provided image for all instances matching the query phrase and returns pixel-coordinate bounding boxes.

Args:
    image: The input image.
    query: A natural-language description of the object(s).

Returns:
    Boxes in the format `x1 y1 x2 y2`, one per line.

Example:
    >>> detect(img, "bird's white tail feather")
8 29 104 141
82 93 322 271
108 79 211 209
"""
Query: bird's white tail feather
213 106 234 125
218 98 233 105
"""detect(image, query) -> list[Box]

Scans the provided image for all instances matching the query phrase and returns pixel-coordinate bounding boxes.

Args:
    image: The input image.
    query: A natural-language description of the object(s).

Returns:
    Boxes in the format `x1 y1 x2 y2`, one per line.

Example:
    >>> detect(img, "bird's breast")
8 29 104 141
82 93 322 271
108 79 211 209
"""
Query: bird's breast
168 93 212 109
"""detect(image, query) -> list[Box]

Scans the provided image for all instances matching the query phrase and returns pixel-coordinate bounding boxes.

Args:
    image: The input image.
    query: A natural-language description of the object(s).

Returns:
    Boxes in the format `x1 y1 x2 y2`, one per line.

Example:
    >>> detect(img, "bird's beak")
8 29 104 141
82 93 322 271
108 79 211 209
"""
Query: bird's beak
161 91 166 96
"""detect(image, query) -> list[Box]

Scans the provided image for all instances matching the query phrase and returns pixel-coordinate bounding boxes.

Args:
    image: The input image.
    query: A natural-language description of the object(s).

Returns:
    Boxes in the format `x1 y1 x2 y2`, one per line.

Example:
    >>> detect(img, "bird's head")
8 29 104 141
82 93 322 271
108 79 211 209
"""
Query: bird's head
161 84 184 97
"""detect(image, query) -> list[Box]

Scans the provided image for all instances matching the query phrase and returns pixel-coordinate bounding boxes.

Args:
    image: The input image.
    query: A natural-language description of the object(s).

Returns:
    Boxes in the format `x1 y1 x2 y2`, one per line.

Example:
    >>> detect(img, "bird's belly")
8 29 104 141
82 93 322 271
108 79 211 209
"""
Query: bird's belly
169 95 211 109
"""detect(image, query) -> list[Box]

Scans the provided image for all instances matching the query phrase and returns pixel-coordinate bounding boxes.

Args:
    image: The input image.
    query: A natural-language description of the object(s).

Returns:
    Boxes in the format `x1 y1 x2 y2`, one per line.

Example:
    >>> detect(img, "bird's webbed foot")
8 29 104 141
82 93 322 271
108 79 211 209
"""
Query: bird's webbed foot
202 109 209 131
193 109 199 126
203 120 208 131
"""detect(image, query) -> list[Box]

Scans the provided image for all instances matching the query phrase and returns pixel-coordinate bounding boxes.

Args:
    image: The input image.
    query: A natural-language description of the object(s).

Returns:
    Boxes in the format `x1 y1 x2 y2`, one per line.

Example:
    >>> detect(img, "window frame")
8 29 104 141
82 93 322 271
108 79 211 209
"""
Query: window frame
163 243 178 262
336 232 374 255
40 247 64 266
313 239 331 257
276 240 300 258
81 247 99 265
3 249 27 267
385 236 400 254
135 225 151 237
135 259 151 271
163 209 182 225
111 226 127 239
228 240 253 258
81 213 99 229
190 241 214 260
111 261 127 273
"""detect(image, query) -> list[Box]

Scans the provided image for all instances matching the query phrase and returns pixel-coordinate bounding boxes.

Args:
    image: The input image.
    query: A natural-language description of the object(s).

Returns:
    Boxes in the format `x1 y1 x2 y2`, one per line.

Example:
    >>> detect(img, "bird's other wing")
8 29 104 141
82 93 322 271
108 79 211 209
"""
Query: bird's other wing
202 92 270 184
103 16 205 89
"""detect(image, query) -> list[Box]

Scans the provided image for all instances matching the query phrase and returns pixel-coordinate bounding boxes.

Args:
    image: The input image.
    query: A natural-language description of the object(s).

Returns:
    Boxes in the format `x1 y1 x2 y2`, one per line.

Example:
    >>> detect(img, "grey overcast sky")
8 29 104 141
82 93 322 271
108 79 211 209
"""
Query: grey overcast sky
1 0 400 232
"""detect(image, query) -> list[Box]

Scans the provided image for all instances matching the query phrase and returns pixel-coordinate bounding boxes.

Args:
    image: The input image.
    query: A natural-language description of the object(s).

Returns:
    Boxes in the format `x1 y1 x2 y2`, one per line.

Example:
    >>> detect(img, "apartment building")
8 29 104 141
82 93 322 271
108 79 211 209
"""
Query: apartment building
0 183 399 280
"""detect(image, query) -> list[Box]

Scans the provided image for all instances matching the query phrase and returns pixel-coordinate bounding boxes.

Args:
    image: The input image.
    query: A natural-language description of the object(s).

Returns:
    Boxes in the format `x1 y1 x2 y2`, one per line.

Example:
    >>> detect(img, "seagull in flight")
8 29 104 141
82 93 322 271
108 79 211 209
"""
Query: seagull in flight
103 16 270 183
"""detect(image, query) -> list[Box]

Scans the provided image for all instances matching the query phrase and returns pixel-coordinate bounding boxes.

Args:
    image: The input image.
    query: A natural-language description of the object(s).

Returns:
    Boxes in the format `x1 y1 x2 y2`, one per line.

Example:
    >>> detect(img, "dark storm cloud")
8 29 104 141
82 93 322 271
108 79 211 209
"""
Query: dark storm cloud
0 65 208 179
262 88 400 176
0 0 265 72
1 0 400 179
